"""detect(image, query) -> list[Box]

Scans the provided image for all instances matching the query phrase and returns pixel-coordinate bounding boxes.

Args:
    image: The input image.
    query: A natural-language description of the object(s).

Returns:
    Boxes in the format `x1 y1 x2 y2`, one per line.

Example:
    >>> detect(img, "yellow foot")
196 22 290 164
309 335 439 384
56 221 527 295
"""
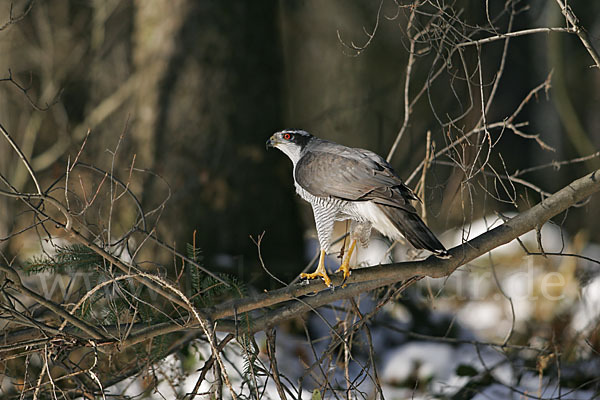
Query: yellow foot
300 250 332 287
335 239 356 284
300 270 332 287
335 262 352 281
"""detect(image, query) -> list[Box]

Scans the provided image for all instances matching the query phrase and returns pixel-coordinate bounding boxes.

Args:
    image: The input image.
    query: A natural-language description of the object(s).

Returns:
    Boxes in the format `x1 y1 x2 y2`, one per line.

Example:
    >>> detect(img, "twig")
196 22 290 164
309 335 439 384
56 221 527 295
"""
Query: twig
265 329 288 400
456 27 575 48
186 333 235 400
0 68 60 111
0 0 35 31
71 166 600 344
0 122 42 194
209 168 600 333
336 0 384 56
250 231 286 286
554 0 600 69
405 72 555 186
386 4 418 162
0 263 106 340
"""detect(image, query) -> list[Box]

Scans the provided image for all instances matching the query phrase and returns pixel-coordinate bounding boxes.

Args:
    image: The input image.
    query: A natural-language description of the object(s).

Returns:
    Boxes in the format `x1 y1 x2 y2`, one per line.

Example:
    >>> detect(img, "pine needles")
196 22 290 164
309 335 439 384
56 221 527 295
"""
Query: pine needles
185 242 246 308
23 244 104 274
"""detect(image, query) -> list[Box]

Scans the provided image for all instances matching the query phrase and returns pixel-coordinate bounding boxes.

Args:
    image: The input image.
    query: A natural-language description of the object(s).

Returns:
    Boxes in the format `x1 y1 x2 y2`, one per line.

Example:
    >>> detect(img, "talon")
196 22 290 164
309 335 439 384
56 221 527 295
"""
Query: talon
335 262 352 280
300 270 332 287
335 263 351 288
300 250 332 287
336 239 356 286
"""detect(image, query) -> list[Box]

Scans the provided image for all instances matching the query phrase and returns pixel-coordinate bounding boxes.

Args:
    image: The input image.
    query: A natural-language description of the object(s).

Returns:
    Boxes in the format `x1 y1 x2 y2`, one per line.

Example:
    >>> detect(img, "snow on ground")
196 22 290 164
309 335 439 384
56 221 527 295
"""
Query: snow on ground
472 377 595 400
571 243 600 333
456 301 505 332
444 212 566 263
106 215 599 399
573 273 600 332
381 342 462 391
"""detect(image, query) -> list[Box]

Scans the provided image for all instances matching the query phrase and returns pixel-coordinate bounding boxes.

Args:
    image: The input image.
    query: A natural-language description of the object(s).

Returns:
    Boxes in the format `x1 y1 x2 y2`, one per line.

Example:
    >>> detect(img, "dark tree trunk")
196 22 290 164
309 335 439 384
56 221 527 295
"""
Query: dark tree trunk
134 1 304 283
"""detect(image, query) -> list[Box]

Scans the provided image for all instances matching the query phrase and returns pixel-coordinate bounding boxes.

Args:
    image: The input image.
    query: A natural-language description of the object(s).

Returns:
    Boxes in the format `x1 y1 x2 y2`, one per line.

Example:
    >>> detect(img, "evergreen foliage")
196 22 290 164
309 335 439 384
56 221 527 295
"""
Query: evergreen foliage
185 243 246 308
23 244 104 274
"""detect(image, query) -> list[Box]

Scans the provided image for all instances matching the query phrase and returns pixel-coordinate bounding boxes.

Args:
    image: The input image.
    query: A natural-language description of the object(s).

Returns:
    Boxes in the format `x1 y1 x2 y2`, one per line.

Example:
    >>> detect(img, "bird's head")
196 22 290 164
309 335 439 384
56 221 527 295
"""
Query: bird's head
266 130 313 163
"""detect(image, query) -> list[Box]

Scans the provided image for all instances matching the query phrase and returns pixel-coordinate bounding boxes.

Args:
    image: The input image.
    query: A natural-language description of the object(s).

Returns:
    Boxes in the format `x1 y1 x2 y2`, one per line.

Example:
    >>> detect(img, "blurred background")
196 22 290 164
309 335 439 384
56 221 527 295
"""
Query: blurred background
1 0 600 398
1 0 599 283
0 0 600 281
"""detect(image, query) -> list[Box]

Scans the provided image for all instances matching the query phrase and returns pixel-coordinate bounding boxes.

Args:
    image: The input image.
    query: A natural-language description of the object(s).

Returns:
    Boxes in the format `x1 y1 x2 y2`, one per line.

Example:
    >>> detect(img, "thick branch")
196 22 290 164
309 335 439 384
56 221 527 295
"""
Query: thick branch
126 168 600 339
3 169 600 347
209 168 600 333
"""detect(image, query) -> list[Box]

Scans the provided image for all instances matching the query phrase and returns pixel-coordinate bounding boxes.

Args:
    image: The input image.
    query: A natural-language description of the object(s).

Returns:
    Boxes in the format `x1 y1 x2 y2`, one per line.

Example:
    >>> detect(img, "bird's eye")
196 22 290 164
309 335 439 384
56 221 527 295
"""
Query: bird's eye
283 133 292 140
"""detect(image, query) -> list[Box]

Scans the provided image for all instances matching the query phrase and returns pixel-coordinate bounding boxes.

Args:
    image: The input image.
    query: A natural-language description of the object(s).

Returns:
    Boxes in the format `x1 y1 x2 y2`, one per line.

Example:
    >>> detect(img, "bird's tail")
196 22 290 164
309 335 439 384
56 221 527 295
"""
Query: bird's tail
378 205 449 258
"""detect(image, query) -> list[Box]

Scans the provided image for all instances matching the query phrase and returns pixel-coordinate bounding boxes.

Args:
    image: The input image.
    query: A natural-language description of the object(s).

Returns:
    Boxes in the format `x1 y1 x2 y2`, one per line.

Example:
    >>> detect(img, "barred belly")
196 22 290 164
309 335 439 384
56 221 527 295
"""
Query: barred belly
295 185 367 253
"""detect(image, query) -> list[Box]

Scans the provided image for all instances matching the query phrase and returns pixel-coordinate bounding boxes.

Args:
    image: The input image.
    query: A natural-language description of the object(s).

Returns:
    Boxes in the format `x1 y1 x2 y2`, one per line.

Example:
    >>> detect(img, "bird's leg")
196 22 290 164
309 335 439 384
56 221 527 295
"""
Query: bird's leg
336 239 356 281
300 250 332 287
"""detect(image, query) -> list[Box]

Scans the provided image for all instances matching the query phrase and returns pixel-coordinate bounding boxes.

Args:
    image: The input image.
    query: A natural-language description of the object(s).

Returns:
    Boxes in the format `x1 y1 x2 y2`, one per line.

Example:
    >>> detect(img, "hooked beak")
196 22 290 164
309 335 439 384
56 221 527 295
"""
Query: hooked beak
265 135 278 150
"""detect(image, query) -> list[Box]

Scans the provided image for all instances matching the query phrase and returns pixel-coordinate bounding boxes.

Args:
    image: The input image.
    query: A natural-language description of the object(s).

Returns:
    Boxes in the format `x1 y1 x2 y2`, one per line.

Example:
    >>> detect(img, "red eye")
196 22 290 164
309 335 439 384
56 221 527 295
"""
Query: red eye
283 133 292 140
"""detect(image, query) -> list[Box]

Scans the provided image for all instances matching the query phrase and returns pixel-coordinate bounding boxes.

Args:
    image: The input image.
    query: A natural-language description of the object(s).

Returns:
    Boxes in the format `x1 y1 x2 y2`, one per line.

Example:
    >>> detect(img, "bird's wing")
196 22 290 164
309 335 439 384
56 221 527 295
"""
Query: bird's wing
295 147 417 213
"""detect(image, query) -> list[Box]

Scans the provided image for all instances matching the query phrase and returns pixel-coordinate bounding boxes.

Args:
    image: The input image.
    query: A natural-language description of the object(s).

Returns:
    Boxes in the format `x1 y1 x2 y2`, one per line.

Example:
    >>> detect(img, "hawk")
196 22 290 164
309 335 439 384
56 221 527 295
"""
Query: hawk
267 130 448 286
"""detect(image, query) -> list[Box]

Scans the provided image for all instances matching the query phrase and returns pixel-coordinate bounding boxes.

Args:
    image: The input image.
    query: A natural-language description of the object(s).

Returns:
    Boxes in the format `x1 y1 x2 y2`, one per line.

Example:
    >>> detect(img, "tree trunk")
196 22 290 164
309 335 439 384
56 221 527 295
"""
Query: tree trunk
132 1 304 283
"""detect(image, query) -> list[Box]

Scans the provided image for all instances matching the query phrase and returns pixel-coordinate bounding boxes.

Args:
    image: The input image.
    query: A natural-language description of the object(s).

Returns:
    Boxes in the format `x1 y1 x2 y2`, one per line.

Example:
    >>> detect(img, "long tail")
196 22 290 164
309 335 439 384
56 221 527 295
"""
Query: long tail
378 205 449 258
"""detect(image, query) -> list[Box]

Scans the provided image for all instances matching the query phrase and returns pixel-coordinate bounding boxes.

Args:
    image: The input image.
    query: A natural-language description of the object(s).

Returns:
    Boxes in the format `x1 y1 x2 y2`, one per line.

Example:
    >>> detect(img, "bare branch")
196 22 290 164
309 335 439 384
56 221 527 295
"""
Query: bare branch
209 168 600 333
0 0 35 31
456 26 575 48
12 168 591 347
0 122 42 194
336 0 385 56
554 0 600 69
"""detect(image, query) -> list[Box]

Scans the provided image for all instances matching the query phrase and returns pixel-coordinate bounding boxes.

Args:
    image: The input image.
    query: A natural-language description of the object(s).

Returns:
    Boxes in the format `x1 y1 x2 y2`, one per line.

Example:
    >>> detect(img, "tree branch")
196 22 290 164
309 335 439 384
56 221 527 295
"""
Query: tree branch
124 168 600 340
3 170 600 349
554 0 600 69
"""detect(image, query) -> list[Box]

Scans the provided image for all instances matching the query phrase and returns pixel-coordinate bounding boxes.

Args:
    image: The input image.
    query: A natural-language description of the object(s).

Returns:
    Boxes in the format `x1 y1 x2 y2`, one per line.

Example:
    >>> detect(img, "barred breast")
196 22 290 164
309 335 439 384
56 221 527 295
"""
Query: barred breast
295 184 369 253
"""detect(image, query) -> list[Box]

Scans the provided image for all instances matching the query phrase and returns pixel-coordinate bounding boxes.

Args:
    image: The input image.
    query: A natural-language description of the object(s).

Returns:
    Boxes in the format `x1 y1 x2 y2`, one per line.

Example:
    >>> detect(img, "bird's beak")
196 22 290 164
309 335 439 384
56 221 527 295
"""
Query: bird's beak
266 135 278 150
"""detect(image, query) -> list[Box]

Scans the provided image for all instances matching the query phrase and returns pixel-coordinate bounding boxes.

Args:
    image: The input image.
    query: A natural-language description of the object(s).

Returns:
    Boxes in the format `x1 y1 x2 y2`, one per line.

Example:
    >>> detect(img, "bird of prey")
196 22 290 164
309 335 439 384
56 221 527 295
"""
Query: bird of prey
267 130 448 286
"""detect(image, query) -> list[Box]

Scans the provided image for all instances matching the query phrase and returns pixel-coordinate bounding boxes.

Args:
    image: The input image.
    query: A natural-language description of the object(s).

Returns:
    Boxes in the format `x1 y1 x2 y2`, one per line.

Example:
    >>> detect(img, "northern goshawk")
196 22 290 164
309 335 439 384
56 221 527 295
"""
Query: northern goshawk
267 130 448 286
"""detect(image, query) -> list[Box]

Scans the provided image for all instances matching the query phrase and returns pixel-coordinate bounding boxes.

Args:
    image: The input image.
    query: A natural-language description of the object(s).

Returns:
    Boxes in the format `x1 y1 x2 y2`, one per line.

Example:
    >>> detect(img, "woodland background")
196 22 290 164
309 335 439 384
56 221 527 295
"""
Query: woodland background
1 0 599 279
1 0 600 399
